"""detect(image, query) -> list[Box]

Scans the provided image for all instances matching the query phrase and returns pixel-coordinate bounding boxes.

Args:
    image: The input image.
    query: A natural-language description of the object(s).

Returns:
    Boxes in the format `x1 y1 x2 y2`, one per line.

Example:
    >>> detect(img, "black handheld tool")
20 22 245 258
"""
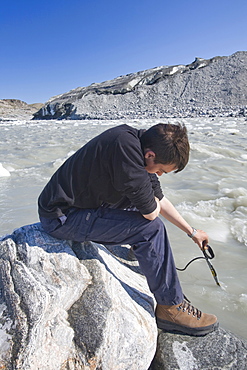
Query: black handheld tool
176 245 221 287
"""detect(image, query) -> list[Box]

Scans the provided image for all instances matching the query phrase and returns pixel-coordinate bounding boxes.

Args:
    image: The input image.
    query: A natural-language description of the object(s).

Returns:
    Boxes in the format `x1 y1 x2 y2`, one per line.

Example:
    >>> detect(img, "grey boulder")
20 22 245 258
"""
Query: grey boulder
150 328 247 370
0 223 157 369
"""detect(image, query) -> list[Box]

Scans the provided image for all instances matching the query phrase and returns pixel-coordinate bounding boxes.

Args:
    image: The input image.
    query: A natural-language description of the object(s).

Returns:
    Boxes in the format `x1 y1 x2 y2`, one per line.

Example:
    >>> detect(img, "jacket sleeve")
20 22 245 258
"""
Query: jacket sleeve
108 131 161 215
148 173 164 200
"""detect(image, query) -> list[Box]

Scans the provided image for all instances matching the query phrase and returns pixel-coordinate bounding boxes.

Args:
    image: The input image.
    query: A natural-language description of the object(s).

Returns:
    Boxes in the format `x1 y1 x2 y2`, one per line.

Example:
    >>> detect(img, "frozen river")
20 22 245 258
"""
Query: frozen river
0 117 247 339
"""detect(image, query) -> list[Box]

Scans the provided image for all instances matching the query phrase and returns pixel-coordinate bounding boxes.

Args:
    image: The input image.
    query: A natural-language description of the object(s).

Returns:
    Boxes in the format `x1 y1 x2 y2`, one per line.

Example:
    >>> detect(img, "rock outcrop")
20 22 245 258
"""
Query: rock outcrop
0 223 157 369
150 328 247 370
0 223 246 369
0 99 43 121
33 51 247 120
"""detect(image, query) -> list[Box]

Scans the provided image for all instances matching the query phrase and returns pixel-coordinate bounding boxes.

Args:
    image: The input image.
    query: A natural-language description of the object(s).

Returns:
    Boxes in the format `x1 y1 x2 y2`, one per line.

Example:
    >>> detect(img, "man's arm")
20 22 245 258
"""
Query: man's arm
159 196 209 249
143 197 161 221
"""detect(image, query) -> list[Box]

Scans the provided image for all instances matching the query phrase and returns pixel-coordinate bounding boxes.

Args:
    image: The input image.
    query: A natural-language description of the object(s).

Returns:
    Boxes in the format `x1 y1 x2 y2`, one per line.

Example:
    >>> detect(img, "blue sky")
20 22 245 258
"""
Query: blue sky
1 0 246 104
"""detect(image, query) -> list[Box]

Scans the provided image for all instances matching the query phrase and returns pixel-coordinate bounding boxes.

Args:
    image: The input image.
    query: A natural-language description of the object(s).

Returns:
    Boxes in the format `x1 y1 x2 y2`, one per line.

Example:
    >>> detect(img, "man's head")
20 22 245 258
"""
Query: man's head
140 123 190 174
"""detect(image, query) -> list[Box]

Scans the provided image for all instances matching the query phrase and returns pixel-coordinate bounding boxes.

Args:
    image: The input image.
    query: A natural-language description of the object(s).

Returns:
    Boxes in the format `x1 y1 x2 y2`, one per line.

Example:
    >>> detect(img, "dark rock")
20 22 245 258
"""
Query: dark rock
150 327 247 370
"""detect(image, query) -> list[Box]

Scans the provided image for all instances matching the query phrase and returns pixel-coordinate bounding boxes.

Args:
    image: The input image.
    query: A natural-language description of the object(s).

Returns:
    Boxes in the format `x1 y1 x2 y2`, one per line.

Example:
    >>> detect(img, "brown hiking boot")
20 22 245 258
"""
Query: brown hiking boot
155 299 219 336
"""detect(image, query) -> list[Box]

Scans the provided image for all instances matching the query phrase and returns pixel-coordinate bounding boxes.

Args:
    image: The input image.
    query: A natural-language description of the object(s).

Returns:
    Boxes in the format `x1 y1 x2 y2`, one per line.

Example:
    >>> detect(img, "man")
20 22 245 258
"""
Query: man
38 123 218 336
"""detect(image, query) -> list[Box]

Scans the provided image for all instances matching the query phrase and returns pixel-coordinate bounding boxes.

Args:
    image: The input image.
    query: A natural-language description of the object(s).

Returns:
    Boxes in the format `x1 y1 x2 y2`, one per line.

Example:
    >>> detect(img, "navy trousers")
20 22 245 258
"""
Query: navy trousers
40 206 183 305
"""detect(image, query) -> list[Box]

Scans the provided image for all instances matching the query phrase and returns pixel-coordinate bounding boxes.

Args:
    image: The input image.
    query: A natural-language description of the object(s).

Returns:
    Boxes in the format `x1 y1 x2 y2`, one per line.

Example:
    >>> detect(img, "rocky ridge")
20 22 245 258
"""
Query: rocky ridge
33 51 247 120
0 99 43 121
1 223 247 369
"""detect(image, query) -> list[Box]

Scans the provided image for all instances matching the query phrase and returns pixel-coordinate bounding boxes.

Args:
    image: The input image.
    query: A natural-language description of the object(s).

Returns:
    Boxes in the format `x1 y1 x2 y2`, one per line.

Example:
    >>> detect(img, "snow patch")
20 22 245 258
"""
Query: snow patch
0 163 10 177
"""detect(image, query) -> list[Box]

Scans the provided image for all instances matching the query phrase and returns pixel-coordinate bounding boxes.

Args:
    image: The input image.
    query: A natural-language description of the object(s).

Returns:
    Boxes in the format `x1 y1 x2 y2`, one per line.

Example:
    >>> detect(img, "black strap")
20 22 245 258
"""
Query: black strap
176 245 214 271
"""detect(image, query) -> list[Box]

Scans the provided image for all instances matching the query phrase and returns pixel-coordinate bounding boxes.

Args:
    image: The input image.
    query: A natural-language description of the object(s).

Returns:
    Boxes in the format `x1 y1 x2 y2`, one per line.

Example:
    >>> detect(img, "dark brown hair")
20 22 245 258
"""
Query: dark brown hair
140 123 190 172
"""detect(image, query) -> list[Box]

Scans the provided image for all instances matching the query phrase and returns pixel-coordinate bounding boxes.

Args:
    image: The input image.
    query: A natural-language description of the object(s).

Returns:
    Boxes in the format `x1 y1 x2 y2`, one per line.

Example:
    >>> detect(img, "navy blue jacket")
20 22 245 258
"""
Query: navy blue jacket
38 124 164 219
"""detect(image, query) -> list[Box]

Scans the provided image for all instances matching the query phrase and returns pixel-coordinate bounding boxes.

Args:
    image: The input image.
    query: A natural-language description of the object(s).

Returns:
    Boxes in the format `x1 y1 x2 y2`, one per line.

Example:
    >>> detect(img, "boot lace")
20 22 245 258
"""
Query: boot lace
177 300 202 320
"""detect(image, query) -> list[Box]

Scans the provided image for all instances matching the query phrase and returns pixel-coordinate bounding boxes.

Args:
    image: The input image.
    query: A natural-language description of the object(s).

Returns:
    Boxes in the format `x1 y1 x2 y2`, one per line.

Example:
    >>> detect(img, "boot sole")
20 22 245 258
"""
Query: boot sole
156 317 219 336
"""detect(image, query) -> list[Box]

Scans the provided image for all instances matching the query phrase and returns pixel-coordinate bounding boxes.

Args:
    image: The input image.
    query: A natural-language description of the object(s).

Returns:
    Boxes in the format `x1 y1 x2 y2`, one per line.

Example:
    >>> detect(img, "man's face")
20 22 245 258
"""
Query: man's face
144 150 177 176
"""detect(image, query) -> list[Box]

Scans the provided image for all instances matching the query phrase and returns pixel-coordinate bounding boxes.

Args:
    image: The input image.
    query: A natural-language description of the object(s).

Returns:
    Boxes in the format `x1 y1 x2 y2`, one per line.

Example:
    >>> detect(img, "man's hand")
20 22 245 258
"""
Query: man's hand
191 229 209 250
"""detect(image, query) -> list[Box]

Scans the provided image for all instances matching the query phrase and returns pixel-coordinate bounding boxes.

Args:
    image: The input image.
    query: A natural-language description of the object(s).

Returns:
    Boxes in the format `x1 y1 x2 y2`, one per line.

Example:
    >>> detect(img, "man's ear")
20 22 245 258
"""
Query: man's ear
144 150 156 159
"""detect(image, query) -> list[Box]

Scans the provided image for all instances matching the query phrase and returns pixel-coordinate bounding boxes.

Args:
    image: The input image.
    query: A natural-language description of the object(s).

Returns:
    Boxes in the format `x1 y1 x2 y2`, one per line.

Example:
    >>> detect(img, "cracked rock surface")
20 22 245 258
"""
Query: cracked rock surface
0 223 156 370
